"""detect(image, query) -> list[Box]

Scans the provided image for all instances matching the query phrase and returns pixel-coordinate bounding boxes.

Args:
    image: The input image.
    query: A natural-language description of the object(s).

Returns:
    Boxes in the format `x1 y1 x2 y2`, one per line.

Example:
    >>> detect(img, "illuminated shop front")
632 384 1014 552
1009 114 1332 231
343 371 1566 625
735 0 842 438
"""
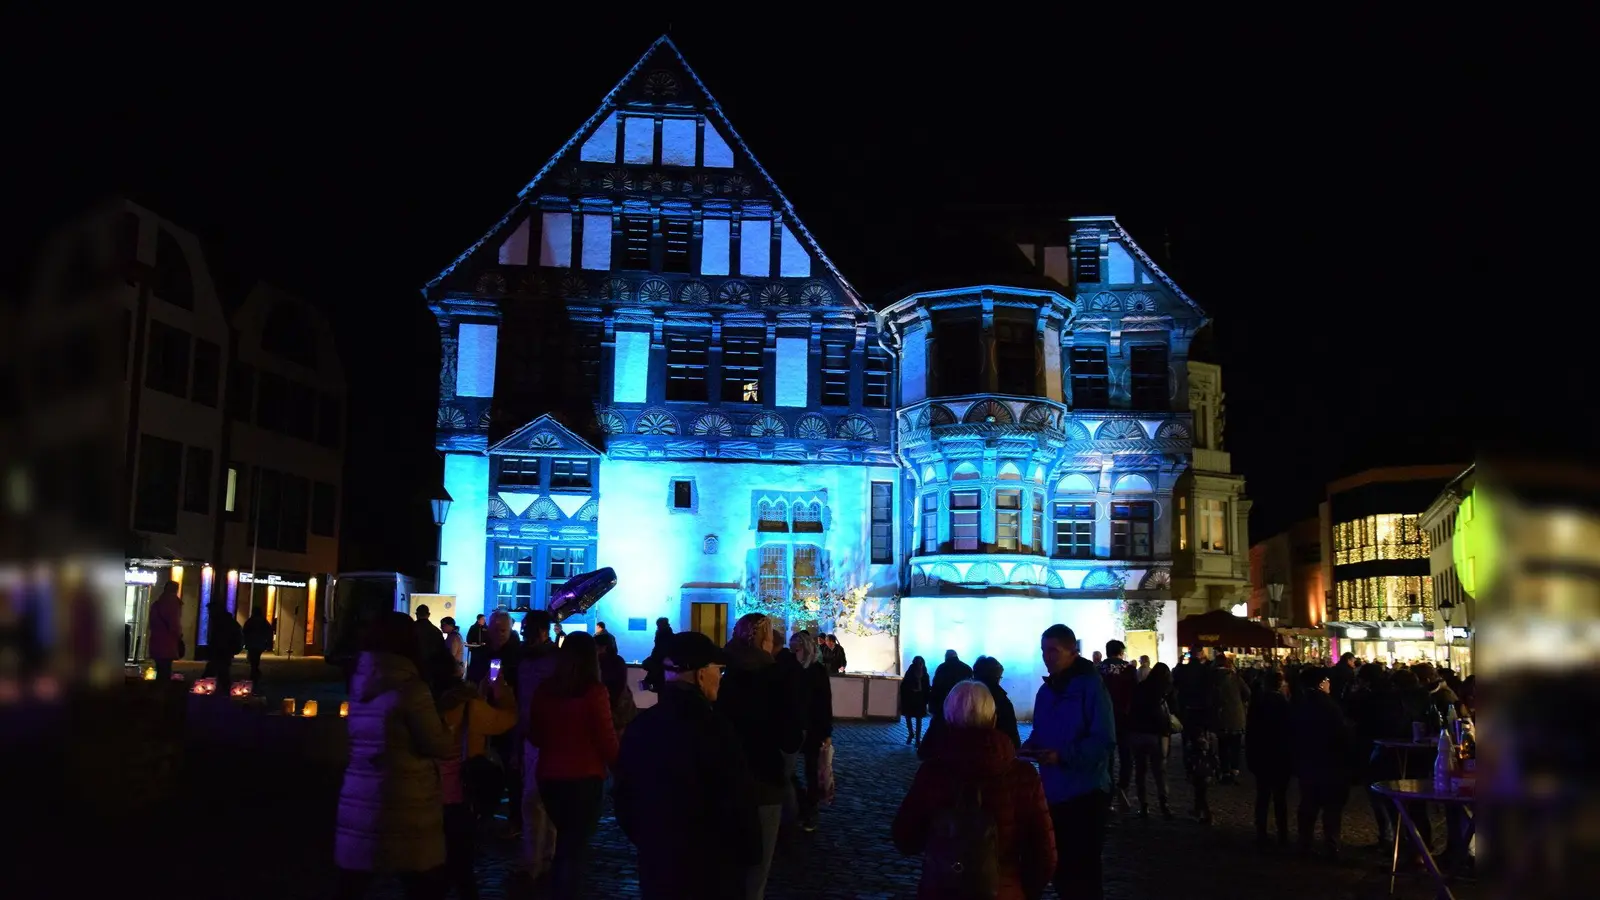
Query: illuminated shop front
125 558 215 663
1326 621 1462 666
235 570 325 656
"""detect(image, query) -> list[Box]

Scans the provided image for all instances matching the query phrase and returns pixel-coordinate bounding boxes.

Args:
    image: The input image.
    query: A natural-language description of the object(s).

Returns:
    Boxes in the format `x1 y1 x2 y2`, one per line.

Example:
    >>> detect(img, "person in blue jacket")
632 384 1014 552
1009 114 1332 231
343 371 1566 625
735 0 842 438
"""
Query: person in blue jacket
1021 623 1115 900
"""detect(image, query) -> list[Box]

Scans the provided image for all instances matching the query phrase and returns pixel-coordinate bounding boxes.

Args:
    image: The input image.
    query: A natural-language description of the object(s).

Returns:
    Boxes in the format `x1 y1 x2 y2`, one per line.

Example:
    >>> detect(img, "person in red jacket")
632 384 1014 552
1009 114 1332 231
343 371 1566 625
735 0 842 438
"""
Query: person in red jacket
893 680 1057 900
527 631 619 899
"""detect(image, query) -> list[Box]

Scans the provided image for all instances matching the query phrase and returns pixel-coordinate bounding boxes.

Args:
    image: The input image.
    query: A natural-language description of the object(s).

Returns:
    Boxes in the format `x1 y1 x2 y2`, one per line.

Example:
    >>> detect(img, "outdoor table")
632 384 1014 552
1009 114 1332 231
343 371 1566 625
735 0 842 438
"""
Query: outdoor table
1373 738 1436 778
1372 778 1475 899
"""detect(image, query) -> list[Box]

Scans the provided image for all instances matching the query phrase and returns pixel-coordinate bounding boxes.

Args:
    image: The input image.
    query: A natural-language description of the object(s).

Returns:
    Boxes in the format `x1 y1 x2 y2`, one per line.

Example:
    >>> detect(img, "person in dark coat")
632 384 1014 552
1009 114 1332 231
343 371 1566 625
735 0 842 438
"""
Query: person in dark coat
639 617 672 693
615 631 761 899
1214 654 1252 783
1246 669 1294 846
922 649 973 759
898 656 931 747
973 655 1021 751
242 607 274 684
206 600 243 694
715 614 798 899
1126 662 1175 819
790 631 833 832
1292 666 1356 858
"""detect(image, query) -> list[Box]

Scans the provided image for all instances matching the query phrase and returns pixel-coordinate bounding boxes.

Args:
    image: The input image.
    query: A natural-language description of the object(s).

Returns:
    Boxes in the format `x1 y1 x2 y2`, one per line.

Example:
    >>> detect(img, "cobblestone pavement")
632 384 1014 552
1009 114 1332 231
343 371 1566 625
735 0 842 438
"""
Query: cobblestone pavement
369 722 1476 899
169 718 1479 899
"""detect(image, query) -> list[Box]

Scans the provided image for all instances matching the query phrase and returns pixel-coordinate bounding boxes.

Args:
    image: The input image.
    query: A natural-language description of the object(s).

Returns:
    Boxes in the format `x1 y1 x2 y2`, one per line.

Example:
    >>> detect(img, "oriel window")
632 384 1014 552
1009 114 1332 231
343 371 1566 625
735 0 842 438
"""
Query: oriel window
950 490 980 552
995 320 1036 396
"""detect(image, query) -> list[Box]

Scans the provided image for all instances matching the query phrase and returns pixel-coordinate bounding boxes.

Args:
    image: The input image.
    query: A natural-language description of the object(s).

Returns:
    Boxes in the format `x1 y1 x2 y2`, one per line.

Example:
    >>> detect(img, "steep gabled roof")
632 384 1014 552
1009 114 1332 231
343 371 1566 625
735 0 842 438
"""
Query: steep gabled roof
1071 216 1206 319
489 414 602 457
423 35 867 315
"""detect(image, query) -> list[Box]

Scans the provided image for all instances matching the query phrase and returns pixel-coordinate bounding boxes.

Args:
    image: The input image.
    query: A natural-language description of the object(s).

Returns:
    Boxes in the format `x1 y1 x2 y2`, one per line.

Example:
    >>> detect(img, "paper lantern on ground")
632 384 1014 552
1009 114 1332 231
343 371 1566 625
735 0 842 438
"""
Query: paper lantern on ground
339 701 349 718
281 698 296 715
143 668 156 681
302 700 319 717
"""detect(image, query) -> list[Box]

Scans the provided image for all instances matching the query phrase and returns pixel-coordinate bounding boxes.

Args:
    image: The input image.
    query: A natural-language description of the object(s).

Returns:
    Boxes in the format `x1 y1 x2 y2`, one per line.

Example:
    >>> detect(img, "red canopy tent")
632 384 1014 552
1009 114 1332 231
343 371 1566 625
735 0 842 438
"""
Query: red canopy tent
1177 609 1296 650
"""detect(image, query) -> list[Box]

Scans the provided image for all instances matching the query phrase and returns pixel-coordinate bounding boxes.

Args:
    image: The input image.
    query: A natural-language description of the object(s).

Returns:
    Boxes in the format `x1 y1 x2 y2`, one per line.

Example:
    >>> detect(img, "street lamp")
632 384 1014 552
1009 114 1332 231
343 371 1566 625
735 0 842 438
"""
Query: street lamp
1266 582 1285 630
431 489 452 593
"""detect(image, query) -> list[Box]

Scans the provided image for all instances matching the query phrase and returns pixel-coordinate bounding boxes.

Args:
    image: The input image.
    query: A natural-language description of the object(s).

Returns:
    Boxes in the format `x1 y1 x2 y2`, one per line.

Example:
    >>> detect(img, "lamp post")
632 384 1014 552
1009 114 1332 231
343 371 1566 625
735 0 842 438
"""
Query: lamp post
430 489 452 593
1265 582 1284 630
1437 596 1456 670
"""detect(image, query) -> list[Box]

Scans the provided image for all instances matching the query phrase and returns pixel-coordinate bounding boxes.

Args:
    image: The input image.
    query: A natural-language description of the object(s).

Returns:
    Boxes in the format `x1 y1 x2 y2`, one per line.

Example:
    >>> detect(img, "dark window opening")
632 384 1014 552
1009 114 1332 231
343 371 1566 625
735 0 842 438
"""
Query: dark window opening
254 372 290 433
311 481 337 537
1074 240 1101 284
621 215 651 270
182 445 212 515
666 332 708 402
192 339 220 407
662 218 692 273
286 380 316 441
248 467 309 554
316 393 342 448
870 482 893 564
117 211 141 272
1129 344 1169 411
995 320 1036 396
821 341 850 406
934 318 982 397
1111 501 1154 560
1070 347 1109 409
573 325 603 397
722 331 763 403
551 459 592 490
228 362 255 422
672 479 693 509
1053 502 1095 559
498 457 540 487
153 228 193 309
133 434 182 533
144 319 191 398
864 345 890 408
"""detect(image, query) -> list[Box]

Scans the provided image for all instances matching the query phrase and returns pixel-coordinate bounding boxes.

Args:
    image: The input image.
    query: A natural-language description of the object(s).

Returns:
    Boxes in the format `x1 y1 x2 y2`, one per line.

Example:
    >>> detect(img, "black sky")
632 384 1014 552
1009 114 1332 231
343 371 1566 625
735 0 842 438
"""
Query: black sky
4 10 1589 573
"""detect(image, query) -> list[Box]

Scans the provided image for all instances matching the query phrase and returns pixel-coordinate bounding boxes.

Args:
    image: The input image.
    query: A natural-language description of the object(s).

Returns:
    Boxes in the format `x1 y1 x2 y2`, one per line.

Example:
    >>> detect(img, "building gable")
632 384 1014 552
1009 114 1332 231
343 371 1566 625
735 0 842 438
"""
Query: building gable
1017 217 1207 327
489 414 602 458
423 35 866 316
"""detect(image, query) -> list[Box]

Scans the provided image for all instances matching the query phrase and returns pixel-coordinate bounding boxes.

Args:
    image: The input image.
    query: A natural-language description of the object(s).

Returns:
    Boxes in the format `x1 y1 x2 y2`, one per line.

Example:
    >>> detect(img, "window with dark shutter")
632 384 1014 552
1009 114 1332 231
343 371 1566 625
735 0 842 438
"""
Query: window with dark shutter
722 331 763 403
666 332 708 401
995 320 1036 396
1074 239 1101 284
133 434 182 534
1129 344 1169 410
871 482 893 564
1069 347 1109 409
144 320 191 398
864 345 890 408
621 215 651 270
821 341 850 406
662 218 692 273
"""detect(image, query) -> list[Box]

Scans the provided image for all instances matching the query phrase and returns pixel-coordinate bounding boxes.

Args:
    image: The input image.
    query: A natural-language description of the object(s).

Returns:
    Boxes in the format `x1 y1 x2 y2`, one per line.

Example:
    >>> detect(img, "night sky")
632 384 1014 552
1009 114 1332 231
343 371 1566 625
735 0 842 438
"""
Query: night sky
5 11 1587 574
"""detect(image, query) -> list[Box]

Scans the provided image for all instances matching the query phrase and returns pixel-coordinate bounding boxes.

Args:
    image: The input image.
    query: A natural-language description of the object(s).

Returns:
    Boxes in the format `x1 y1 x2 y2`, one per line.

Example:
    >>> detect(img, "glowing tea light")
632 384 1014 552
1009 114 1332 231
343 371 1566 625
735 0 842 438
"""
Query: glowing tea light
281 698 296 715
143 668 157 681
302 700 319 717
339 701 349 718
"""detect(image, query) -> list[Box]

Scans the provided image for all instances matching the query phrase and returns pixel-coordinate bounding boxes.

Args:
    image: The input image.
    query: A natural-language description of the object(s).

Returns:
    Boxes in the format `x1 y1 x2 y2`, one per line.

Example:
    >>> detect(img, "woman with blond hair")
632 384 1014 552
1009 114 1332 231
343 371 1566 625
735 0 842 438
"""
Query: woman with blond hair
716 613 800 899
893 680 1057 900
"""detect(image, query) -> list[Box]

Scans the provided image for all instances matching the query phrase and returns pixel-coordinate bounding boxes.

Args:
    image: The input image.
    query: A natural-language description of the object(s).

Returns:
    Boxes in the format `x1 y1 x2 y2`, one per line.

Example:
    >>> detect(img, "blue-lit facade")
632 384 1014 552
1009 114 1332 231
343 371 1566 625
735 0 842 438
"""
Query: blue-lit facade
424 37 1212 703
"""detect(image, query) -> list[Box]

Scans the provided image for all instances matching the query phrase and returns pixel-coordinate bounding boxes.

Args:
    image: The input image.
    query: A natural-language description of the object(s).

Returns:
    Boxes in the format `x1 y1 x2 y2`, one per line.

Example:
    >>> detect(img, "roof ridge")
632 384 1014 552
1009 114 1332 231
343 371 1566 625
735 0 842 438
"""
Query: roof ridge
1105 218 1204 318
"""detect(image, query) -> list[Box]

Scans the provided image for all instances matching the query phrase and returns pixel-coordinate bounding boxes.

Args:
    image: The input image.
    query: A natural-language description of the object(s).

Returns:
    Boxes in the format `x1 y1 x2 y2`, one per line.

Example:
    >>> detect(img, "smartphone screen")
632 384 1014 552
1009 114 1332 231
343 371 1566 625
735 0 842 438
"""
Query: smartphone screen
489 659 502 680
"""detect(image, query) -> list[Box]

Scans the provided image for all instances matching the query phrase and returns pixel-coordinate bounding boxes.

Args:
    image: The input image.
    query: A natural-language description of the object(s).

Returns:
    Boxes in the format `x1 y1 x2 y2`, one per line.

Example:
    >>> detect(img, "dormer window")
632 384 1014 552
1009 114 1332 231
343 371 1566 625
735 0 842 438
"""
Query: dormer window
551 459 591 490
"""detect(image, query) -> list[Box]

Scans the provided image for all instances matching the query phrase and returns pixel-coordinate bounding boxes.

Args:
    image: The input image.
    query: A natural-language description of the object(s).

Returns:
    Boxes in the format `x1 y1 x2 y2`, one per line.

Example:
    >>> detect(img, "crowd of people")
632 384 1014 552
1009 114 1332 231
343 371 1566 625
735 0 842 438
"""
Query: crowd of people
332 607 837 900
325 600 1478 900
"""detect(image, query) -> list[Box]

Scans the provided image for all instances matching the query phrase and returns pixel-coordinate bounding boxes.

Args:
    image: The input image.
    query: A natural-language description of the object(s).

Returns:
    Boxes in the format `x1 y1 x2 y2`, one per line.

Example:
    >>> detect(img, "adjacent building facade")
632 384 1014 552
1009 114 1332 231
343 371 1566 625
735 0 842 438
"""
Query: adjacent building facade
425 37 1247 704
1420 465 1474 674
47 200 348 665
1319 465 1463 663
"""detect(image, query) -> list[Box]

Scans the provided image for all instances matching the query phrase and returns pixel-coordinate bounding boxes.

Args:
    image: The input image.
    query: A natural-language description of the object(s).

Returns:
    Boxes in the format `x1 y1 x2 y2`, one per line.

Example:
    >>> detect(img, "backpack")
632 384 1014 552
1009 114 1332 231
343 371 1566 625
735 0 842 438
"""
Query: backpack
921 780 1000 899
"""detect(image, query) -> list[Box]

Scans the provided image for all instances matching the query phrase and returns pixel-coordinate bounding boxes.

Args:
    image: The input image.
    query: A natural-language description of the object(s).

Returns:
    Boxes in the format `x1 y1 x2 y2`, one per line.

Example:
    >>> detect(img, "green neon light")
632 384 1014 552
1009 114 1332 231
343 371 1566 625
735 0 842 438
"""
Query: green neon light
1452 485 1496 602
